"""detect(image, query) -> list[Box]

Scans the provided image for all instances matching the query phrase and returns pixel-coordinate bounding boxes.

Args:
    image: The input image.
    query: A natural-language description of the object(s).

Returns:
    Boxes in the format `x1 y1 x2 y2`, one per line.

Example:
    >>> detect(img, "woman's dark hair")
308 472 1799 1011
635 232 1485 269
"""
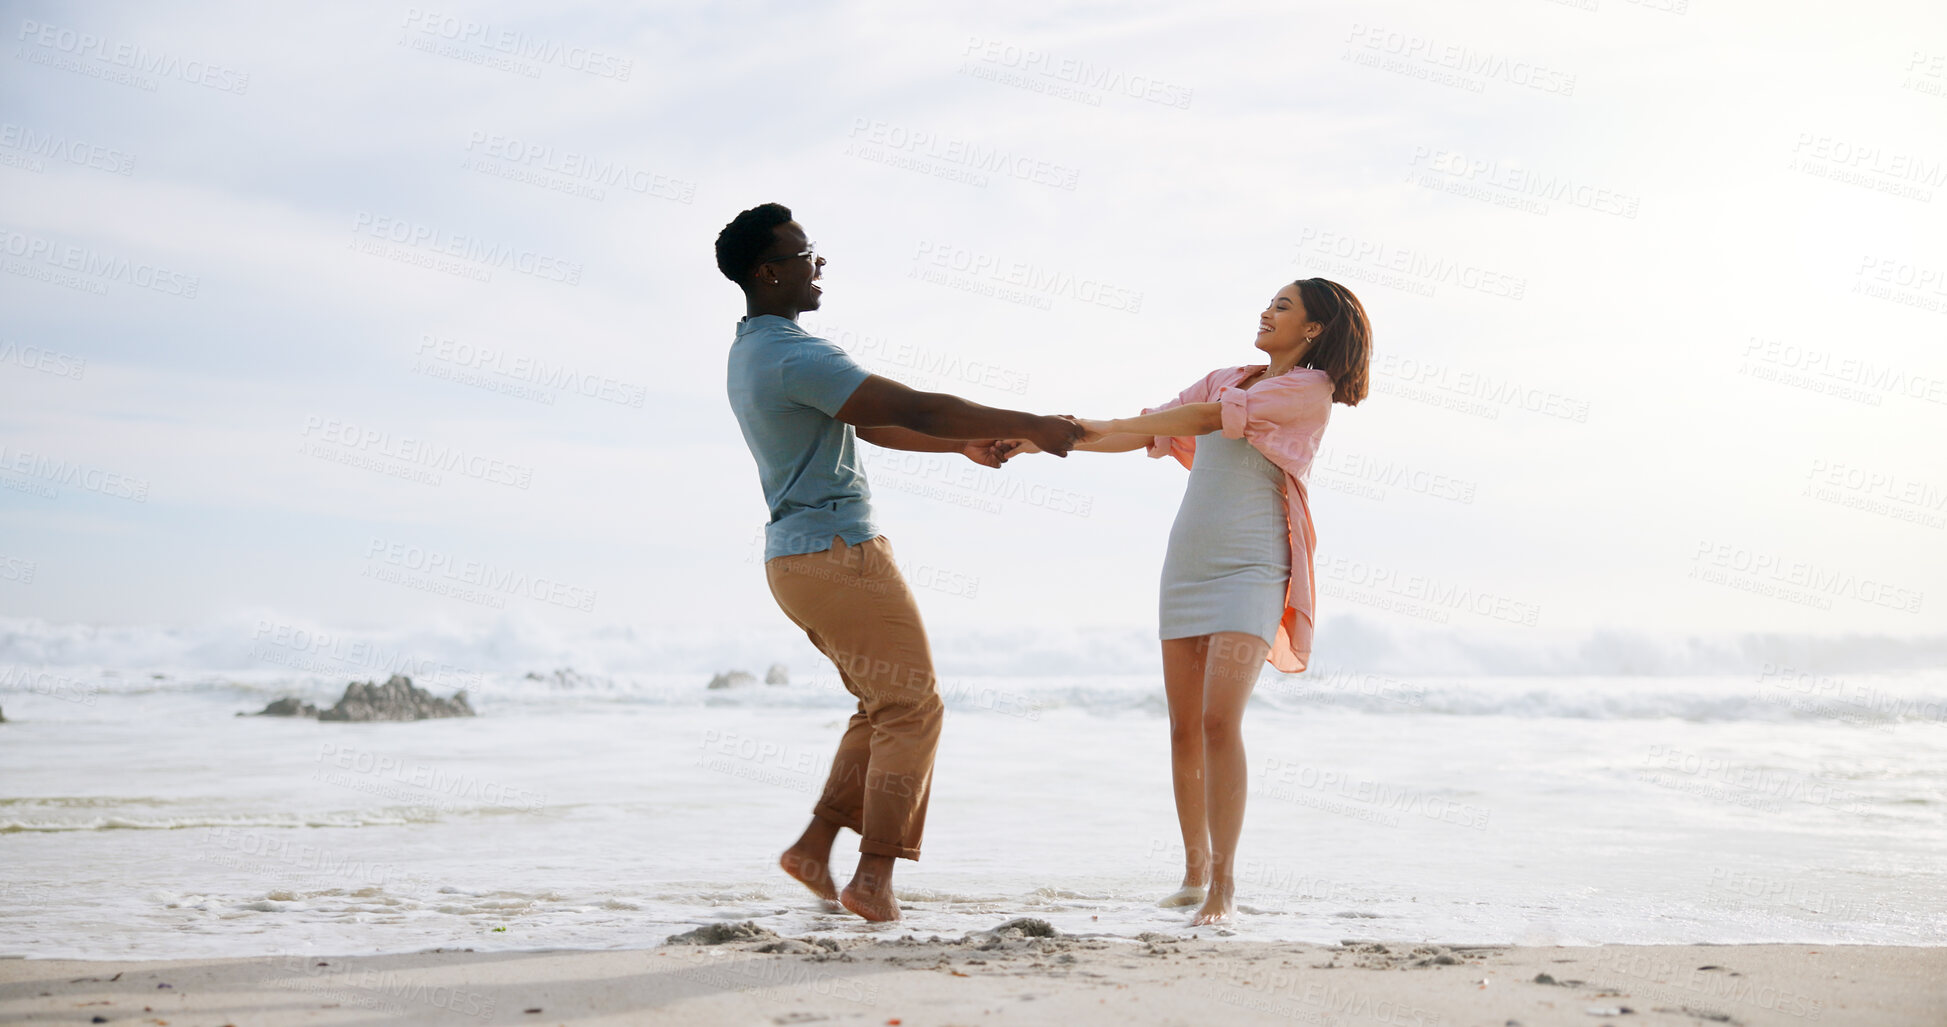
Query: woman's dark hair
1294 277 1371 406
715 202 793 288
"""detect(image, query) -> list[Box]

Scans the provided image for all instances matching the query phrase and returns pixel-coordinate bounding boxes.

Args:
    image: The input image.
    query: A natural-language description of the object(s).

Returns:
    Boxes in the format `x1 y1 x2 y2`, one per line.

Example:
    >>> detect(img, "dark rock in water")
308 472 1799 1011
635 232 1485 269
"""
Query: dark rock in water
318 675 475 721
0 705 6 723
764 663 789 685
991 917 1058 938
242 675 472 721
972 917 1063 953
664 921 778 946
250 697 321 718
524 667 606 690
707 670 758 689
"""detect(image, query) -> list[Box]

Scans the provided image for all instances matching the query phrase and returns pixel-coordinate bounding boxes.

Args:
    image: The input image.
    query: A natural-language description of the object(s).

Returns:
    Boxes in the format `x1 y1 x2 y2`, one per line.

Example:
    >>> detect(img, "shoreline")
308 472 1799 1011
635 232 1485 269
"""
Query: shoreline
3 923 1942 1026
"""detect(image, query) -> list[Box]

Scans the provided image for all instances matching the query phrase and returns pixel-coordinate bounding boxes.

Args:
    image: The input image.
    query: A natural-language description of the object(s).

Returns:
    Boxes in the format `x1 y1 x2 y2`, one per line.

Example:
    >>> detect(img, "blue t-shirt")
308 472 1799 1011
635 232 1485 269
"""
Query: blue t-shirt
727 314 880 560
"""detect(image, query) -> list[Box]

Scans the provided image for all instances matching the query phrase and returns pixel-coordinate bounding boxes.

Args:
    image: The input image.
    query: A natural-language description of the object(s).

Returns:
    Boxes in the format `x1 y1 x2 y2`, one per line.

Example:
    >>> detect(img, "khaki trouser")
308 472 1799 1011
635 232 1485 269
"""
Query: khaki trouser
765 535 943 860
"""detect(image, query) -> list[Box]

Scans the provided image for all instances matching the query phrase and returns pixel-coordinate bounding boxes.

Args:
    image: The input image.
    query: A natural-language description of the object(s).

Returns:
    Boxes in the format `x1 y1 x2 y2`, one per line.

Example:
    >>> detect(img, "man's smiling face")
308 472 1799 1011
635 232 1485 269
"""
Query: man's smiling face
757 220 825 311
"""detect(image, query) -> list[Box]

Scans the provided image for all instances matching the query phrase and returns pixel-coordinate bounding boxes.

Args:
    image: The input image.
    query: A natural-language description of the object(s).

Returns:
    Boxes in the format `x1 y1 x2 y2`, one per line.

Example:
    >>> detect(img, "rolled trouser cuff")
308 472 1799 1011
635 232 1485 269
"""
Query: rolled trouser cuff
812 801 862 834
859 838 921 861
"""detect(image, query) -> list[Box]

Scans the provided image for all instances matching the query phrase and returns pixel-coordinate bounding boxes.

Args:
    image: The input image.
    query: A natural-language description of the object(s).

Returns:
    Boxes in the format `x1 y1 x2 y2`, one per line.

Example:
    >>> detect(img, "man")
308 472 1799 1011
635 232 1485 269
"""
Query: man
716 203 1084 921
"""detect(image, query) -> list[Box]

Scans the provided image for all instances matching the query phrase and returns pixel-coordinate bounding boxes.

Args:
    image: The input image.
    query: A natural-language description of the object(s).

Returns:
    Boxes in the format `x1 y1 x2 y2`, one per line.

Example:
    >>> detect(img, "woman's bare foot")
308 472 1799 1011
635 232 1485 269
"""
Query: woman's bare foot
1190 880 1235 926
839 854 901 922
1158 885 1206 908
1161 861 1210 907
779 848 839 908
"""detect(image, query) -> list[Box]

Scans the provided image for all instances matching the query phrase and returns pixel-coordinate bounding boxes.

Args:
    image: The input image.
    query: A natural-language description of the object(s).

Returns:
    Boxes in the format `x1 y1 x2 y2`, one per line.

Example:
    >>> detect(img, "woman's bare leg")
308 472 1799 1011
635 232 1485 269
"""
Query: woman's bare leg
1161 636 1212 902
1192 630 1270 926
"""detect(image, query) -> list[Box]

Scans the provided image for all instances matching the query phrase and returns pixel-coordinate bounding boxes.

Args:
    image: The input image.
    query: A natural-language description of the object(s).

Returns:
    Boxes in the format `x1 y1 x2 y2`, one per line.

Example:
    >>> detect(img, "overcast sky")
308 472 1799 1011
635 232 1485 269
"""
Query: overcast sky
2 0 1942 672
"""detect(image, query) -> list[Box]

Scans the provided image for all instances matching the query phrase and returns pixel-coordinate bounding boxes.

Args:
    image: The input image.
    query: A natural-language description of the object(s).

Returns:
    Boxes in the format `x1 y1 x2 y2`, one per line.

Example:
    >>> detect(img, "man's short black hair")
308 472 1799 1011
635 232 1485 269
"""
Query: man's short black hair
715 203 793 288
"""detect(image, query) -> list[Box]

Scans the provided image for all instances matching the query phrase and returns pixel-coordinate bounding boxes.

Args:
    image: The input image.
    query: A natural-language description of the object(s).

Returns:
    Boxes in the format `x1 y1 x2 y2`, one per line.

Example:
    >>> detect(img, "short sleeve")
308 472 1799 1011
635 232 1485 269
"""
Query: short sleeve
778 338 870 416
1144 367 1235 469
1217 368 1333 474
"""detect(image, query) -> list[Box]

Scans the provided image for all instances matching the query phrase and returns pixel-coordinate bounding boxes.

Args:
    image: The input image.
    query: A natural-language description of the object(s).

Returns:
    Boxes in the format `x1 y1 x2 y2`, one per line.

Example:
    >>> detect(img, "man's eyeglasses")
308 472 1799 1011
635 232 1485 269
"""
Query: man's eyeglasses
760 243 819 266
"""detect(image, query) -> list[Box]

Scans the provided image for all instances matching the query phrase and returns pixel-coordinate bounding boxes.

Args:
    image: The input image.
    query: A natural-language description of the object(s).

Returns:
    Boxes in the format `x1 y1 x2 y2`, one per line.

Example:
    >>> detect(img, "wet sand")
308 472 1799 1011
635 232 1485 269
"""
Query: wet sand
2 921 1942 1026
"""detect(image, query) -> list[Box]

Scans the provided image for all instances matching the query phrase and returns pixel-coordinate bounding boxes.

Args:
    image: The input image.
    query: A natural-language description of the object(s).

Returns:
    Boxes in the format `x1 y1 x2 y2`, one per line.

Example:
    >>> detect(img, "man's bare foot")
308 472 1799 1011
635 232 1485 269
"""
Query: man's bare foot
840 854 900 922
839 881 900 921
1190 881 1235 926
779 848 839 908
780 817 843 909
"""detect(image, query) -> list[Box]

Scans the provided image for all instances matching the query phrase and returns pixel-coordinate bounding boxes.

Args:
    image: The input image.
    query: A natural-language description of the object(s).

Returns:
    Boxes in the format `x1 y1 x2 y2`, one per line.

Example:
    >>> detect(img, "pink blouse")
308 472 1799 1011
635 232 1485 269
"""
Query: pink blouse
1142 365 1334 674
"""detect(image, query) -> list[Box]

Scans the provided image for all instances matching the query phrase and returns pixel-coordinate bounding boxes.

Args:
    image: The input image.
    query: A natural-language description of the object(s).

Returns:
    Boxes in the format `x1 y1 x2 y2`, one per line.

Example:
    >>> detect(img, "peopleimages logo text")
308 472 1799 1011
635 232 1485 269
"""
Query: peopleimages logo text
400 9 632 80
364 539 597 613
0 225 199 297
15 19 250 93
350 212 583 285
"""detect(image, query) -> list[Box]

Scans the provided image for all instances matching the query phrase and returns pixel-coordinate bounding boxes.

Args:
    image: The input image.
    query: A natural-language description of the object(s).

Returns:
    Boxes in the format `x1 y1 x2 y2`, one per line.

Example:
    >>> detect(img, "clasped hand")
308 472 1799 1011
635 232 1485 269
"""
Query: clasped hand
961 416 1113 467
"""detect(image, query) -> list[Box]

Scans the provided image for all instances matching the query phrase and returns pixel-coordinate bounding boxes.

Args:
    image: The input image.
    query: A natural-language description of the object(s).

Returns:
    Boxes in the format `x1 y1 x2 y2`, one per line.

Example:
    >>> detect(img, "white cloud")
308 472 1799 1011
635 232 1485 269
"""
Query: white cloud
2 0 1942 654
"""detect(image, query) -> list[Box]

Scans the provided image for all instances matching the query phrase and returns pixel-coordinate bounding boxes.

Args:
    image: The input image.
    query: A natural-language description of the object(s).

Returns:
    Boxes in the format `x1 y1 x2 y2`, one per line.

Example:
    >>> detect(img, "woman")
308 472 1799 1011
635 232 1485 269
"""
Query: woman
1056 278 1371 925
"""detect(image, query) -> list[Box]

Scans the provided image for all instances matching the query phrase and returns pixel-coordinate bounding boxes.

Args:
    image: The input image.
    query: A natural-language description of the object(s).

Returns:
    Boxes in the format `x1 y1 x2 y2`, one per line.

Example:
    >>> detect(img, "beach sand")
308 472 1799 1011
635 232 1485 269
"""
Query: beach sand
2 921 1941 1026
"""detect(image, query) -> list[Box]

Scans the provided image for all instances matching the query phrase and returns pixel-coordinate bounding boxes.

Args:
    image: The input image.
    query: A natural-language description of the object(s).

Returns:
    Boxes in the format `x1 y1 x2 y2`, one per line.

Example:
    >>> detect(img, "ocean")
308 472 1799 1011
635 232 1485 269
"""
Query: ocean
4 649 1943 960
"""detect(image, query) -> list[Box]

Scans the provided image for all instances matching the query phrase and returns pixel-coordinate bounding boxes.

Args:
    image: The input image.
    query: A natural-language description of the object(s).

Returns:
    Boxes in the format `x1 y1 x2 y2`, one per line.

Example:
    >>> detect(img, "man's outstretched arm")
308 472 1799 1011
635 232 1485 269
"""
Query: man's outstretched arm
855 426 1021 468
854 426 965 453
837 375 1083 456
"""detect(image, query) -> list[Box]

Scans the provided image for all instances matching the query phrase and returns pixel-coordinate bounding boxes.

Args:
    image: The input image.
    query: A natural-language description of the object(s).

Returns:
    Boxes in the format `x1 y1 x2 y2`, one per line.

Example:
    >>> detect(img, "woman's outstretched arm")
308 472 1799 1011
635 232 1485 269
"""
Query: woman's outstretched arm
1014 401 1223 454
1015 433 1149 454
1082 402 1222 439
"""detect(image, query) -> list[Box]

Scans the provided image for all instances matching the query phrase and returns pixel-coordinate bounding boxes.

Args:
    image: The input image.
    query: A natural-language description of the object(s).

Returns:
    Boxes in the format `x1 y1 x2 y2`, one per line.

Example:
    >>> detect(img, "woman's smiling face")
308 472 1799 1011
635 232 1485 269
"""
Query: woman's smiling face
1256 283 1318 360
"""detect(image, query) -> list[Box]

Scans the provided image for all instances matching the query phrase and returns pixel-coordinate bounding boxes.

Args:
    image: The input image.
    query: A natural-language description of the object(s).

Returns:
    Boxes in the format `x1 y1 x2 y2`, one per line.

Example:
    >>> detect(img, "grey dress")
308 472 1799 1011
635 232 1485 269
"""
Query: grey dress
1158 430 1291 646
